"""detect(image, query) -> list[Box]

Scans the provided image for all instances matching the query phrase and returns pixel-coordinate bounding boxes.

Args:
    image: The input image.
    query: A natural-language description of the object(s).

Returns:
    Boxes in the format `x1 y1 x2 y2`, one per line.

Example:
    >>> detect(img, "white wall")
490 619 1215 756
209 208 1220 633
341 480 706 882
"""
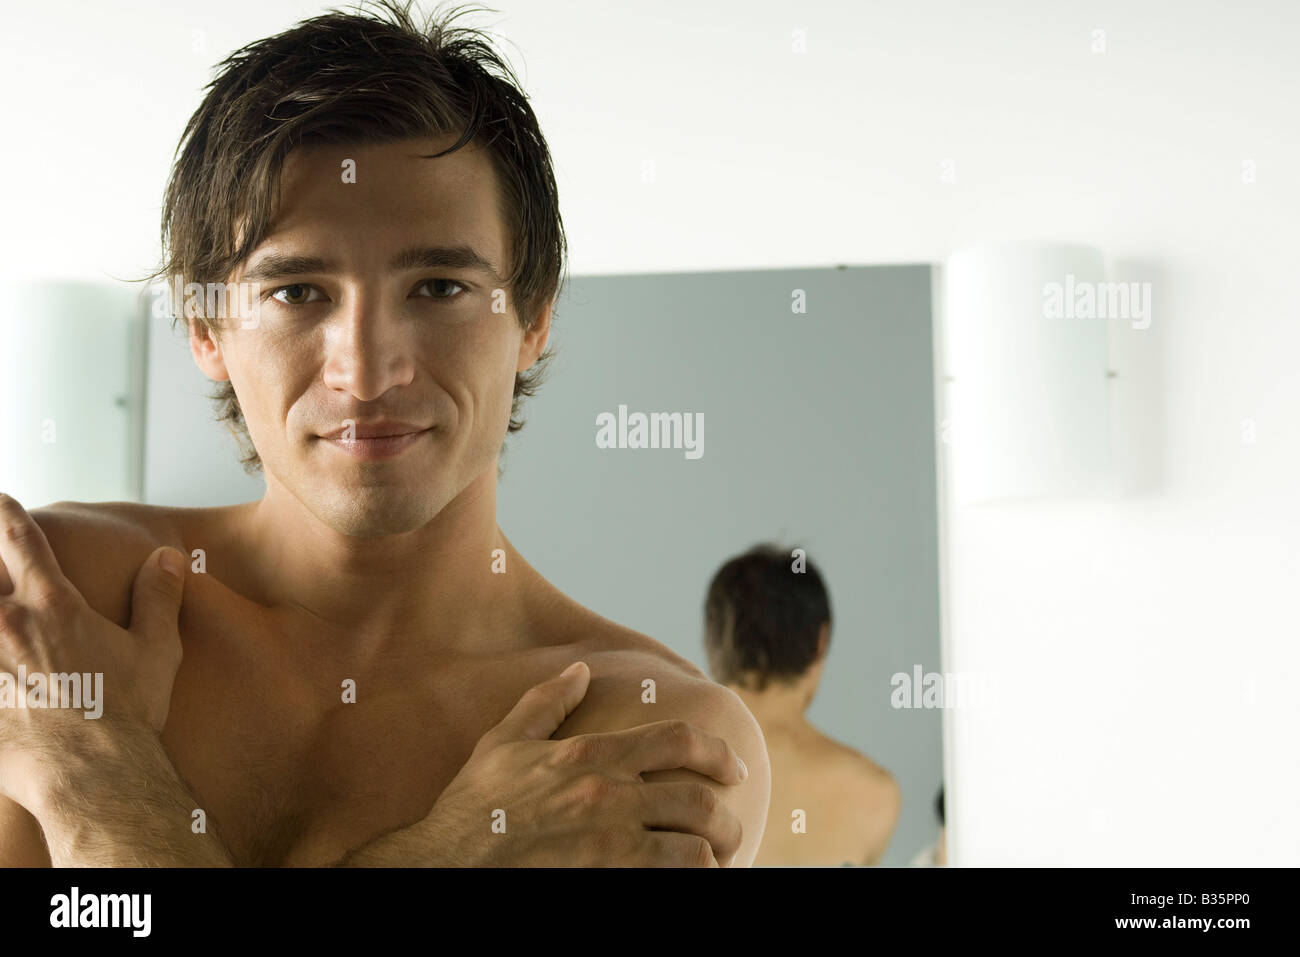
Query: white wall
2 0 1295 864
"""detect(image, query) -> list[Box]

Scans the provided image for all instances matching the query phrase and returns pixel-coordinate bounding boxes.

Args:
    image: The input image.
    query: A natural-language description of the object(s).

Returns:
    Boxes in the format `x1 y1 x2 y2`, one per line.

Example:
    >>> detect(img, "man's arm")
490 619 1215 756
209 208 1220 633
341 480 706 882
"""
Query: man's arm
3 661 752 869
4 715 233 867
0 495 232 866
634 686 771 867
553 661 772 867
0 797 50 866
0 501 748 868
0 732 237 868
339 661 752 867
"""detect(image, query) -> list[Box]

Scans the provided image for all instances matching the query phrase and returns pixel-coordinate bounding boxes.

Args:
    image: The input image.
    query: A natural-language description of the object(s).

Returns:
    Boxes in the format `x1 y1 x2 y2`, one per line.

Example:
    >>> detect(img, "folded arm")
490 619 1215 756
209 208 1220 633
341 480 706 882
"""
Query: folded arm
3 716 233 867
550 661 772 867
0 497 230 866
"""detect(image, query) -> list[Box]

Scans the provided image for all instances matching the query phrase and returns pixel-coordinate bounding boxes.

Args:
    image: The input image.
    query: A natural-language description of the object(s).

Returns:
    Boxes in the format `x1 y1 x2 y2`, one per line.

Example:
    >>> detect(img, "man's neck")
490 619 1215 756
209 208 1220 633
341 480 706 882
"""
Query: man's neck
229 466 535 655
729 674 817 729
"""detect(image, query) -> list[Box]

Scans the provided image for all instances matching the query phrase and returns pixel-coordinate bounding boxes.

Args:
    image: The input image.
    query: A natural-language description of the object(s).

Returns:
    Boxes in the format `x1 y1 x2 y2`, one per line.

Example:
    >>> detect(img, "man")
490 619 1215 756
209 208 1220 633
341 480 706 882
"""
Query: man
0 0 769 866
703 544 899 866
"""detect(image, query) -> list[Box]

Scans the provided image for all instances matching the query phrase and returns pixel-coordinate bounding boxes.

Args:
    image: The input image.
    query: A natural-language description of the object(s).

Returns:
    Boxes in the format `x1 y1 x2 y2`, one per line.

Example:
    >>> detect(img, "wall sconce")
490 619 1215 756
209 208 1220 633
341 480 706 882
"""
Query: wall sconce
0 279 147 507
941 242 1114 504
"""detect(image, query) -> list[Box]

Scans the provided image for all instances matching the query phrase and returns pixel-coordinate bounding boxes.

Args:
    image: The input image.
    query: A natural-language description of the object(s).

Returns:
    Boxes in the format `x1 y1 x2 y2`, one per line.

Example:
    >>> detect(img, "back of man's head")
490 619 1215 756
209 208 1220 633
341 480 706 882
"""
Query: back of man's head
703 544 832 692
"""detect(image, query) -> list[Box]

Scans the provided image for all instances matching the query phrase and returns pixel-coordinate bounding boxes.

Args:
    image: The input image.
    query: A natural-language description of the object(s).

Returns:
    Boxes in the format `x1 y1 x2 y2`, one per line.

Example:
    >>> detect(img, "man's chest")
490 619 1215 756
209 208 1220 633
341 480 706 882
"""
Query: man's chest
157 589 584 866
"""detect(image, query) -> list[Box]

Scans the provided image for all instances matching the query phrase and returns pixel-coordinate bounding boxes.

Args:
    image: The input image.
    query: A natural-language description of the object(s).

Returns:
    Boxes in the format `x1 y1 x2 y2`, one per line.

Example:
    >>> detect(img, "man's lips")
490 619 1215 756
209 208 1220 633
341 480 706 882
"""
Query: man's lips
315 421 434 462
318 420 431 440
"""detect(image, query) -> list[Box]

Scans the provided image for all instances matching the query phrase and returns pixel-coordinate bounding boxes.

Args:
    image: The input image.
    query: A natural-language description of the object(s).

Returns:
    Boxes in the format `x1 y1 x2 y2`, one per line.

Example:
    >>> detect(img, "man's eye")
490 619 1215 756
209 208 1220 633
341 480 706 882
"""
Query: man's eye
414 278 467 300
265 280 465 306
270 283 322 306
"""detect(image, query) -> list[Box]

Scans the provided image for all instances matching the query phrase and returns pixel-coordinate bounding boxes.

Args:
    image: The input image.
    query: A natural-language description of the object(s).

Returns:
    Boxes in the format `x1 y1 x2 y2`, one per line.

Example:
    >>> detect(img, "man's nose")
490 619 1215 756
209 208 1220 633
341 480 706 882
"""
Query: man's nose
320 296 416 401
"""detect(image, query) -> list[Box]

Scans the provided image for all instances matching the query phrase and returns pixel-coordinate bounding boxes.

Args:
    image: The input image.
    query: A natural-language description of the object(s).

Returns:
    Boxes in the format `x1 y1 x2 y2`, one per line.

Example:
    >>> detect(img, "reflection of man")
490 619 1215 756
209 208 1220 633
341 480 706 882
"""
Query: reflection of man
704 544 900 866
0 2 770 866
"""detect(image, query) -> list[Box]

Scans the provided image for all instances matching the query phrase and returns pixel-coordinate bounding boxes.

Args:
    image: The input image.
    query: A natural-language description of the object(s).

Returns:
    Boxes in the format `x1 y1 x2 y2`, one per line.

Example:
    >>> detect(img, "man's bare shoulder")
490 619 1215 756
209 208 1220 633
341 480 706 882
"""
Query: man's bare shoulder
795 733 901 862
799 730 900 808
834 747 902 858
534 595 754 745
540 605 771 865
32 499 187 541
549 605 709 686
4 499 219 626
852 757 901 813
829 739 900 803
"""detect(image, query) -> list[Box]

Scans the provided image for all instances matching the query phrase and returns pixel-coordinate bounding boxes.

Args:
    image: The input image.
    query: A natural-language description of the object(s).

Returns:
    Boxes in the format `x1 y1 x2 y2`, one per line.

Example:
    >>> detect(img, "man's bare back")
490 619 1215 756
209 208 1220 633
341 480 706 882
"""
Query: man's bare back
753 719 900 867
703 546 900 868
0 500 769 866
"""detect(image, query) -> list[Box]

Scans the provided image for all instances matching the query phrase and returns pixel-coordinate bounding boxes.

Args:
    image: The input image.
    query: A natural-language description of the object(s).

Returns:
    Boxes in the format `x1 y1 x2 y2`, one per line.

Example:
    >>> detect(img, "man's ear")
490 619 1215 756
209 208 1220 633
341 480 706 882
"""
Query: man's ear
188 318 231 382
516 298 553 373
816 622 830 661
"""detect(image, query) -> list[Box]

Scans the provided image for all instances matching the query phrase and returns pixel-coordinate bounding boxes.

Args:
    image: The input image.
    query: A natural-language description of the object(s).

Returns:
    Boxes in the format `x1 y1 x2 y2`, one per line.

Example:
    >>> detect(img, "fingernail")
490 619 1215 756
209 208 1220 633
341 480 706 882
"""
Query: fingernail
160 549 184 580
737 757 748 781
560 661 585 679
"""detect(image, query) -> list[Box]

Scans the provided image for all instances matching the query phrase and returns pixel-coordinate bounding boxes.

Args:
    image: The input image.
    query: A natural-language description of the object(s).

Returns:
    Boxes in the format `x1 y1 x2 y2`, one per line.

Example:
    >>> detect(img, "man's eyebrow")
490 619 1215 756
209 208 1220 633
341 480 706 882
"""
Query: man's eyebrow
241 245 503 284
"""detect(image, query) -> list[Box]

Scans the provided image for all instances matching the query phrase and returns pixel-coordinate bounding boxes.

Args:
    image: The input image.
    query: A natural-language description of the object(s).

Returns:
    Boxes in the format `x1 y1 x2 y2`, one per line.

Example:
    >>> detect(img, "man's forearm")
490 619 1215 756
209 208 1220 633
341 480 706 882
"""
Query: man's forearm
11 716 233 867
336 813 454 867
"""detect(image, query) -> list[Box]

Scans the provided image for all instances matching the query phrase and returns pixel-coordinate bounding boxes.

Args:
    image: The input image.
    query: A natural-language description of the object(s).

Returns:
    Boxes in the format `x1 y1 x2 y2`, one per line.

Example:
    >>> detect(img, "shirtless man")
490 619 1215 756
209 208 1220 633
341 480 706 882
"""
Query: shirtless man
0 2 770 867
703 545 900 866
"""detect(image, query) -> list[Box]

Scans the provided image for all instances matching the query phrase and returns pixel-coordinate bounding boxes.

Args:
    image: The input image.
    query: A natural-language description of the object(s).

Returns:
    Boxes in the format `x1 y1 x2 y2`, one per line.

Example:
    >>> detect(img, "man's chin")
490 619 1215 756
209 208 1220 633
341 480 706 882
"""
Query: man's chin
312 491 442 539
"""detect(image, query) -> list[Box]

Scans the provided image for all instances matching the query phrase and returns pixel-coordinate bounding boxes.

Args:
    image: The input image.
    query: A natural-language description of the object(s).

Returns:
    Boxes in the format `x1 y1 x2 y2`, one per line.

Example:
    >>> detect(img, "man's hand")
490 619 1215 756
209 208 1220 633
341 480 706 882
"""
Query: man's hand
341 662 750 867
0 494 229 865
0 493 187 806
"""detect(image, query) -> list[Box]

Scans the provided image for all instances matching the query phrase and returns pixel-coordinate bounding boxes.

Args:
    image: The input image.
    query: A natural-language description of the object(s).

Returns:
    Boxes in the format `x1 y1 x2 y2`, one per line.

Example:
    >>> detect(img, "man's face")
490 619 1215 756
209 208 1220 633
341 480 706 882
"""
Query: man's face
190 135 549 537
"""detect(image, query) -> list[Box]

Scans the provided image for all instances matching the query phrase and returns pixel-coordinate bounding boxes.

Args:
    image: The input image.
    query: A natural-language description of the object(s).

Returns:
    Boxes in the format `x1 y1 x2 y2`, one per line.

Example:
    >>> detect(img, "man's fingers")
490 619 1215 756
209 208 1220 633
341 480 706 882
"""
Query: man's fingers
640 830 720 868
639 781 744 867
0 494 64 603
481 661 591 746
128 547 186 643
608 719 747 785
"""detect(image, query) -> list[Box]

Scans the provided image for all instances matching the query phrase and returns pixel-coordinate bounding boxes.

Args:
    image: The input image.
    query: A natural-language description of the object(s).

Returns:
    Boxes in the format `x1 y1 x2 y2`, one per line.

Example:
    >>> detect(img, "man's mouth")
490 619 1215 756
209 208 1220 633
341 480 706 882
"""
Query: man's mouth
318 423 434 461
